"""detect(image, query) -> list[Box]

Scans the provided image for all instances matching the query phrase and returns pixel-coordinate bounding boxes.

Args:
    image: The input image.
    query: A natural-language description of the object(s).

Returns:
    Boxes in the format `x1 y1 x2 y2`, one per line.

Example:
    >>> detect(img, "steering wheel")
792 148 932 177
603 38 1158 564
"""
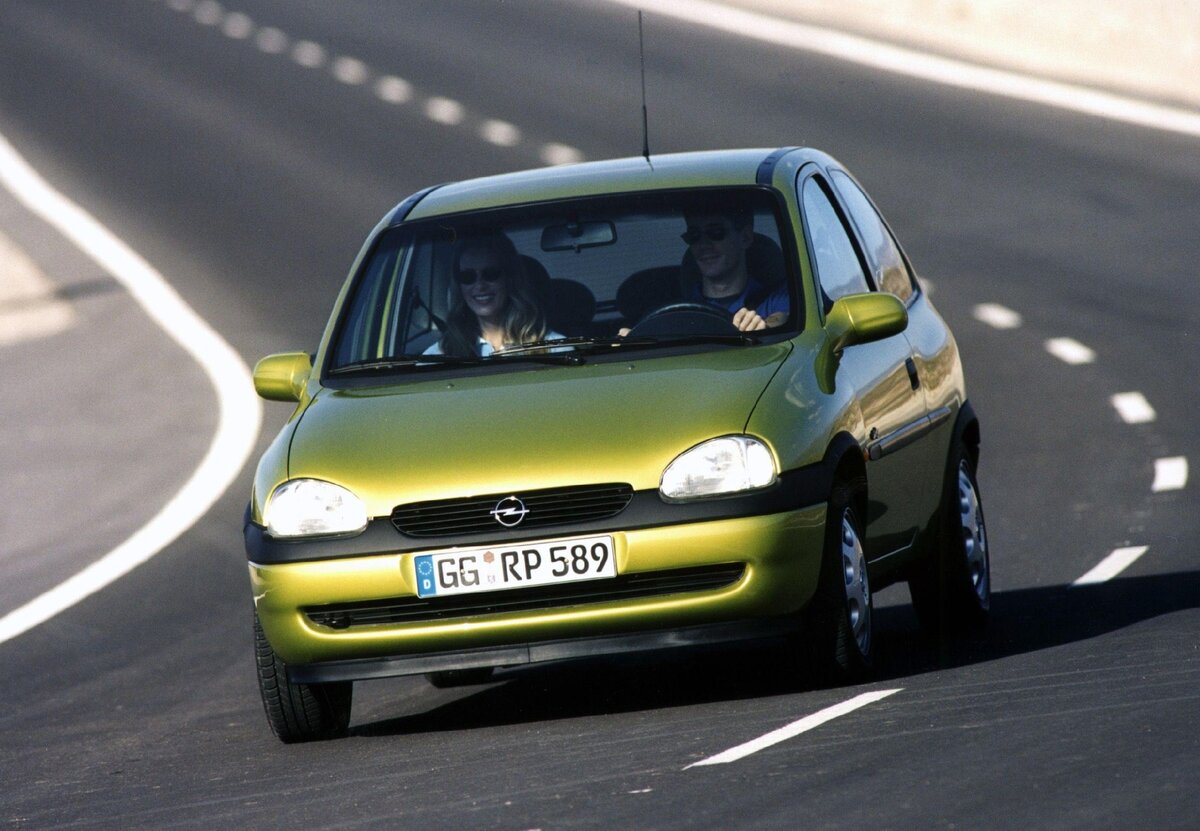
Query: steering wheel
626 302 739 338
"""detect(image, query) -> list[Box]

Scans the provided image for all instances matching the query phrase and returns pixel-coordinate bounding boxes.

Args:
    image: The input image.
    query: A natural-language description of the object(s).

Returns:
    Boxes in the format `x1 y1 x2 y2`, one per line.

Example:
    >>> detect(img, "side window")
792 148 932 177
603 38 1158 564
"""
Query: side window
800 175 870 309
830 170 914 303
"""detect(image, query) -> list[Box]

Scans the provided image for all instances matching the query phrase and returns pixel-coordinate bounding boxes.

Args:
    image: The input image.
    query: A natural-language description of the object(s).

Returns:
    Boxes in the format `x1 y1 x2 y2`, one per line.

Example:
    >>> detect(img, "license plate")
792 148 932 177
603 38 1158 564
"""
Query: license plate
413 535 616 598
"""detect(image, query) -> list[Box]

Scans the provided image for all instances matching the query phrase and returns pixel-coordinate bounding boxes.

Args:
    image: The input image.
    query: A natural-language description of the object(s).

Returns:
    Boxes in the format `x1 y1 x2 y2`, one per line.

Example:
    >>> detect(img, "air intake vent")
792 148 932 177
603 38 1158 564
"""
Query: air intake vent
391 483 634 537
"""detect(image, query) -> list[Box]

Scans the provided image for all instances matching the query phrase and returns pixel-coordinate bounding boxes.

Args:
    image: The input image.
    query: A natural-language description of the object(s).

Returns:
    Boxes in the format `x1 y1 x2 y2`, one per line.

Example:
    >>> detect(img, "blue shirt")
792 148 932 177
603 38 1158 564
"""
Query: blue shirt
688 278 789 321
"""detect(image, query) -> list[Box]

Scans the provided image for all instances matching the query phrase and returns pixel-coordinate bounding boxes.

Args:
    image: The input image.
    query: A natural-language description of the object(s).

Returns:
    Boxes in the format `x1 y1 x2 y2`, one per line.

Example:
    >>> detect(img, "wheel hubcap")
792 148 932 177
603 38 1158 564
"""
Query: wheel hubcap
840 511 871 657
957 462 990 607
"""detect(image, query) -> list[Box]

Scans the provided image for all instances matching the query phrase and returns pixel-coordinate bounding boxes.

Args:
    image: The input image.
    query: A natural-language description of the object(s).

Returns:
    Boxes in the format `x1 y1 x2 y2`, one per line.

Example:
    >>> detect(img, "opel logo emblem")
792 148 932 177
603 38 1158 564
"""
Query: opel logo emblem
490 495 529 527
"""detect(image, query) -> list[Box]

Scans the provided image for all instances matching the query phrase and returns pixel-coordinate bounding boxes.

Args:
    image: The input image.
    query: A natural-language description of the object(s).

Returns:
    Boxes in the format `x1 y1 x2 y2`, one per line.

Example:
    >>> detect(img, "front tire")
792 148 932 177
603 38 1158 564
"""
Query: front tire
805 477 873 682
254 611 352 743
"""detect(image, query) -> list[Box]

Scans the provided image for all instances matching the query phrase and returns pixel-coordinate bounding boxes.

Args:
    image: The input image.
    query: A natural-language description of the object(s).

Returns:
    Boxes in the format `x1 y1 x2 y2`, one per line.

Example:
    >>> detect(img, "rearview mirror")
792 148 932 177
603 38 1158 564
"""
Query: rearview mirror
541 220 617 252
253 352 312 402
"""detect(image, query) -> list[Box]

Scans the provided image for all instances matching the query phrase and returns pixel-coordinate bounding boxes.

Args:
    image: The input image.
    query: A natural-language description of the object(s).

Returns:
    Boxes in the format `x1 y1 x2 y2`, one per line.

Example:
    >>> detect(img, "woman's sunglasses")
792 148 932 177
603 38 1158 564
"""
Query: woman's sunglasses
455 266 504 285
680 225 731 245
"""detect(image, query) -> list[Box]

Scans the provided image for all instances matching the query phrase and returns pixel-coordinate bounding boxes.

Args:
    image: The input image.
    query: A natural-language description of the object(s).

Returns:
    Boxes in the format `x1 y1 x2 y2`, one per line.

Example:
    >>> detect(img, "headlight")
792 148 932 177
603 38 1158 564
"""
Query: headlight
265 479 368 538
660 436 778 501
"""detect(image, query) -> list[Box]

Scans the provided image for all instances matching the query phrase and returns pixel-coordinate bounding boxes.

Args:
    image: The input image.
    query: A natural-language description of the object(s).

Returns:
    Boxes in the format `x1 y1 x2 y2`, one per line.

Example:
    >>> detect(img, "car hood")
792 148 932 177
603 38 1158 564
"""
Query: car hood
287 344 791 517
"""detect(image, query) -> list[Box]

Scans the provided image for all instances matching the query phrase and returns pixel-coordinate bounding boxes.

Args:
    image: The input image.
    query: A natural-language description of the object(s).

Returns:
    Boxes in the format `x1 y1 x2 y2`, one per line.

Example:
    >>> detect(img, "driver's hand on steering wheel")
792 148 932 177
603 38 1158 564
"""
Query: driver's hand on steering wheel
732 307 767 331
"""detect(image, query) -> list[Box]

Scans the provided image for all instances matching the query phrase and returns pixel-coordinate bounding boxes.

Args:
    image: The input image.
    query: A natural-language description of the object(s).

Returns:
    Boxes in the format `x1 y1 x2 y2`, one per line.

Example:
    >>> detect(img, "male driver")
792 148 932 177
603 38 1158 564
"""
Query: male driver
682 205 789 331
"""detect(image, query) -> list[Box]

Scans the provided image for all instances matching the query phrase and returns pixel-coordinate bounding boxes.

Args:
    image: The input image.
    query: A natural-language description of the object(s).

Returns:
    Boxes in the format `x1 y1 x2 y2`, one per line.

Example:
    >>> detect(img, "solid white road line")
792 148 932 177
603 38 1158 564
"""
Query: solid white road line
686 689 902 768
1111 392 1157 424
1152 457 1188 493
973 303 1022 330
1044 337 1096 365
604 0 1200 139
0 131 262 645
1073 546 1150 587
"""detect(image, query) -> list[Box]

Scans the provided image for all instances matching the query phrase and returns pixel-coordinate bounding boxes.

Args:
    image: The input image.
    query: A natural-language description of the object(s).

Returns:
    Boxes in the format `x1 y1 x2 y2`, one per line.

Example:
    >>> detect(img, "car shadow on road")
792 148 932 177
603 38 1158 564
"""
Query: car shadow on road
351 569 1200 739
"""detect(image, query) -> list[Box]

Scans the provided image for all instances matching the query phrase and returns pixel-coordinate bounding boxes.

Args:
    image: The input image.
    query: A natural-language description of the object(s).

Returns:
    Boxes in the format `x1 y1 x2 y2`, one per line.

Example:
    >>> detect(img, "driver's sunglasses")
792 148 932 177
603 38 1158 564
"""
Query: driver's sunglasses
680 225 730 245
455 266 504 285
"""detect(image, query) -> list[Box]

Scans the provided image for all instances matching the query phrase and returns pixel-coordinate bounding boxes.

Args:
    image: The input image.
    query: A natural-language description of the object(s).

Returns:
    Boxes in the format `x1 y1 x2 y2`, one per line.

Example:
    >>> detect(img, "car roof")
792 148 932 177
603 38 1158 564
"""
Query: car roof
396 147 818 224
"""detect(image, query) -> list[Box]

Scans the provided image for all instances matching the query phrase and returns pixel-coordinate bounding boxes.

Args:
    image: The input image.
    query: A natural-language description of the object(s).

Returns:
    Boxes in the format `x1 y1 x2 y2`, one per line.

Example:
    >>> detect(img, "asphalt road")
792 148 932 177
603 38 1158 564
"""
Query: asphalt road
1 1 1197 828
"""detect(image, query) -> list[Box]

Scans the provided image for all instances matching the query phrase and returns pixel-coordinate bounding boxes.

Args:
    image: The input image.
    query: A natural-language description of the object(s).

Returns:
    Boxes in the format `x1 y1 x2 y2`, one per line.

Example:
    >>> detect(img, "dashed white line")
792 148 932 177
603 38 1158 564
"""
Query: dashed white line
193 0 223 26
255 26 288 54
973 302 1022 330
291 40 327 69
1072 546 1149 586
375 75 413 104
425 97 465 125
1045 337 1096 365
221 11 253 40
1111 392 1157 424
480 119 522 147
686 689 902 768
1152 457 1188 492
0 131 262 644
541 142 586 166
331 56 369 86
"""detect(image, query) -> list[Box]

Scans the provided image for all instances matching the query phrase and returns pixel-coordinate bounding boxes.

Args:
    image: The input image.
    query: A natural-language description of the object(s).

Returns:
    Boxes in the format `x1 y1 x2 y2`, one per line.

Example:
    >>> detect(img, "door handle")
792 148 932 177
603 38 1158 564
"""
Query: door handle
905 357 920 391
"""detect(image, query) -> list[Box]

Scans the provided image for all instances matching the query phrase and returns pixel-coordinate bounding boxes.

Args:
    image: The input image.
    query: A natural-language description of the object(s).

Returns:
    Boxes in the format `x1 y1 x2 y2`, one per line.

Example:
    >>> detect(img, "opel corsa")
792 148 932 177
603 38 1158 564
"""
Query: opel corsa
246 148 990 742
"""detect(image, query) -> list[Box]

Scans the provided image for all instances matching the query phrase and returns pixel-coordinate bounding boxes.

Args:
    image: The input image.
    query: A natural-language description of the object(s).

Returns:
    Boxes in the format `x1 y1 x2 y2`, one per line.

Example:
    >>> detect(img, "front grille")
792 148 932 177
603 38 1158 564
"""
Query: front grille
391 483 634 537
305 563 746 629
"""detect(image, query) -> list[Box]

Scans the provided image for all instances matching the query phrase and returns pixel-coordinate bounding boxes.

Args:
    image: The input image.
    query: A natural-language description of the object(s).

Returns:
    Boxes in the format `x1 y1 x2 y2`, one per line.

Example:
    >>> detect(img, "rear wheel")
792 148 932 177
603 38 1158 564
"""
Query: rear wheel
805 477 873 682
254 611 352 743
910 441 990 634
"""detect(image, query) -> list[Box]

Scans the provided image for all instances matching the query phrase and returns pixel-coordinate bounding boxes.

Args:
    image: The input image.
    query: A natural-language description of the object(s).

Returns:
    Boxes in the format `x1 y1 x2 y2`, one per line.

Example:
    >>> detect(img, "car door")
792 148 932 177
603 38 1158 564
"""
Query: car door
828 168 956 542
798 170 930 562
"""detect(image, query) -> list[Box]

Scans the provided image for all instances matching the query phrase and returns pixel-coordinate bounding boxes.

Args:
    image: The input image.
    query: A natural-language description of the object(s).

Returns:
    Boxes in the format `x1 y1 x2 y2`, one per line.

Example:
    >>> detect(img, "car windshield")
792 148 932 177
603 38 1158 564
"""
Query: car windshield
329 187 798 373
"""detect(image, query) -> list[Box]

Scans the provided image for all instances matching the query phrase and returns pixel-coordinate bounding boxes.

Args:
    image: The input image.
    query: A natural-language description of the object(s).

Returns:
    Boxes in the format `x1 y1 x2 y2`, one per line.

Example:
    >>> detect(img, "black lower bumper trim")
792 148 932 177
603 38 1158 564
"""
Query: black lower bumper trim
287 617 795 684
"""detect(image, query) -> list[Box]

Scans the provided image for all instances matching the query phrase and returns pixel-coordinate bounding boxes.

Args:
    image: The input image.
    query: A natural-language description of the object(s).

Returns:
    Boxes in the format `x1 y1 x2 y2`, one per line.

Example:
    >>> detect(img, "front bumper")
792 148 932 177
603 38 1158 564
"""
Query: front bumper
249 505 828 672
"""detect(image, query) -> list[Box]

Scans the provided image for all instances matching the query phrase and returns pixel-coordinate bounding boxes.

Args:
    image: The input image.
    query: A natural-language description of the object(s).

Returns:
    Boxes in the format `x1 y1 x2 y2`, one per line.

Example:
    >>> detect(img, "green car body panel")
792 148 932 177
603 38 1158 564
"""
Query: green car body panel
245 147 975 677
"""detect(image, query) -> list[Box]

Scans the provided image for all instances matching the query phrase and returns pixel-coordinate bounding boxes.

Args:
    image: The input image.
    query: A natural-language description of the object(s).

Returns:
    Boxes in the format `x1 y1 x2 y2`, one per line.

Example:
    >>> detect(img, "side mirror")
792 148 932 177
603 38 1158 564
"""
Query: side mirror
825 292 908 354
816 293 908 393
253 352 312 402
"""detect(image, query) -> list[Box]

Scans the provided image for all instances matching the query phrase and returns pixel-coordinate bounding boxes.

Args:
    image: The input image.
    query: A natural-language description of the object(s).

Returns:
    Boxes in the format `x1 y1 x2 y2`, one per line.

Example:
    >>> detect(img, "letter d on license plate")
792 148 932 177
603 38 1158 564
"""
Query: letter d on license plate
414 535 616 598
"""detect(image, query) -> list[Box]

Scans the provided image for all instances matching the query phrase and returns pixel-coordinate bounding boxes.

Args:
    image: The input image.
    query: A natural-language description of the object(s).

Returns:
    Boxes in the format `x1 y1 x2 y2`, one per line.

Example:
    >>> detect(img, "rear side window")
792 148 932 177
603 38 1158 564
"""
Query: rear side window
799 176 869 309
830 170 915 303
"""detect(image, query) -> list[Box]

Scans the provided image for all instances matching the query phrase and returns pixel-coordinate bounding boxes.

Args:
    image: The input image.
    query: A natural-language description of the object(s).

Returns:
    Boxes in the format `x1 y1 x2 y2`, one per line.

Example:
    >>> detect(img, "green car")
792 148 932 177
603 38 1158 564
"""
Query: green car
246 148 989 742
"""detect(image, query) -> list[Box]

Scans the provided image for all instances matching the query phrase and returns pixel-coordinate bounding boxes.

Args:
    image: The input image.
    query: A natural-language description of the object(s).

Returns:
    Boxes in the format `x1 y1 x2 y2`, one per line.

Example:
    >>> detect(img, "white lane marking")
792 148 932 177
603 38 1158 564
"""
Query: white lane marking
1152 457 1188 492
221 12 253 40
1111 391 1157 424
0 230 76 347
163 2 589 164
291 40 327 69
608 0 1200 139
0 131 262 645
686 689 902 768
376 75 414 104
331 56 369 86
192 0 223 26
1044 337 1096 365
481 119 522 147
541 142 586 166
973 302 1022 330
254 26 288 54
1072 546 1149 586
425 97 465 125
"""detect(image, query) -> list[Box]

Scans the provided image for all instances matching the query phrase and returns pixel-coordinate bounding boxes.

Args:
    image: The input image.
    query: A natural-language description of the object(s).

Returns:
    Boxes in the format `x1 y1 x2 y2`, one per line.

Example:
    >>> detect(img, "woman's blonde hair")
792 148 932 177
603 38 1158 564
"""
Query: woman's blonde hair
440 232 547 357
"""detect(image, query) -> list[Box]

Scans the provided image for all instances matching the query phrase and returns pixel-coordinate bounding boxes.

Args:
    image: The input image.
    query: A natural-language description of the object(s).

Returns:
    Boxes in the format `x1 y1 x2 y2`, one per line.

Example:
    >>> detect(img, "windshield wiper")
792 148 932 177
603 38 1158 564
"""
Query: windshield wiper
328 351 582 375
652 333 761 346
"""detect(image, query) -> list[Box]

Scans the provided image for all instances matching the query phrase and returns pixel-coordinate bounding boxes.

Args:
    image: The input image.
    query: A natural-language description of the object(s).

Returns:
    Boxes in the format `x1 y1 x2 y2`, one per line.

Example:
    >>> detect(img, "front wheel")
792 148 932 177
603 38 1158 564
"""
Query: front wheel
804 477 873 682
254 612 352 743
909 441 991 635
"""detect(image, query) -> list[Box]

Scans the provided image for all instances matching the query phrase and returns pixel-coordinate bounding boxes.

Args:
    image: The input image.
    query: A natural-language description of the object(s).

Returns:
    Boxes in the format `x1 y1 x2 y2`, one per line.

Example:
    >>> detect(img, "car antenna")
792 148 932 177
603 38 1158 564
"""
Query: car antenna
638 10 652 167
